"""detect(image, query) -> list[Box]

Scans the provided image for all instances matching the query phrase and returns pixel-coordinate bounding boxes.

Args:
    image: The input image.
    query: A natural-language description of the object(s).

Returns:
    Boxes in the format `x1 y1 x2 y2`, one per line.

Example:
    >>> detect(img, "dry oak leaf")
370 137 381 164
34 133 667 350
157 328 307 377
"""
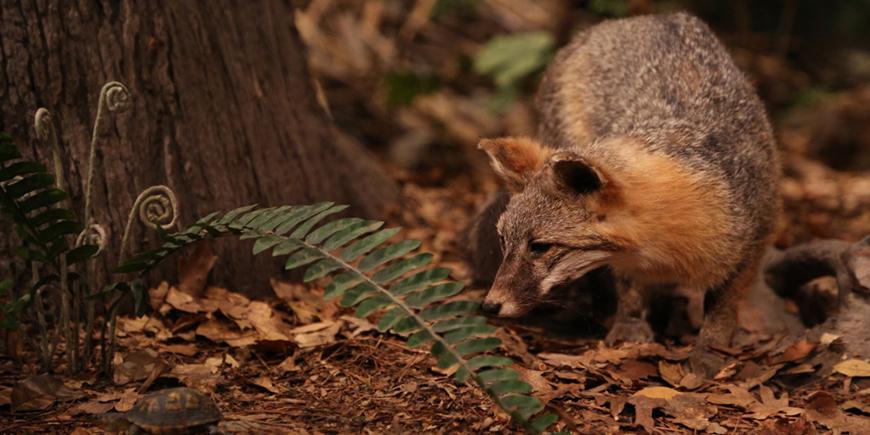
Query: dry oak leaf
164 286 216 313
804 391 870 433
770 339 817 365
169 363 224 392
250 376 282 394
176 241 218 297
195 318 258 347
630 388 718 432
277 355 300 373
272 279 336 323
11 374 84 412
290 320 343 348
203 286 252 329
748 386 803 420
159 343 198 357
247 301 294 342
833 358 870 377
706 385 757 409
115 388 140 413
69 400 115 416
117 315 171 341
114 349 162 385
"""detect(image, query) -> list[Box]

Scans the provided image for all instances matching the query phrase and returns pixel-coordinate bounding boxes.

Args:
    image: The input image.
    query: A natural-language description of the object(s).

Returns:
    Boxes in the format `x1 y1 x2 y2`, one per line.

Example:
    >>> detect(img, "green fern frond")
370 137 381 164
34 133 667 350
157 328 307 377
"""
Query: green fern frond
0 134 99 321
117 204 559 433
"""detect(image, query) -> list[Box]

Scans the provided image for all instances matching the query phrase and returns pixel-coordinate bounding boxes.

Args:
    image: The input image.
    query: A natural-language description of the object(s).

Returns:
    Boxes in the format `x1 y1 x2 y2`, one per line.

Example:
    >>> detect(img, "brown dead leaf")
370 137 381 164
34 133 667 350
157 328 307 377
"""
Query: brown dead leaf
250 376 282 394
205 354 240 372
706 385 757 409
341 315 376 338
159 343 198 357
833 358 870 377
272 279 336 323
633 386 681 400
165 286 215 313
69 400 115 416
177 240 217 297
277 355 300 373
290 320 343 348
117 315 171 341
616 360 658 382
770 339 816 365
206 287 252 326
149 281 170 312
805 391 870 433
114 349 162 385
170 363 225 392
195 318 258 347
749 386 803 420
541 343 689 369
115 388 139 412
11 374 84 412
247 301 294 342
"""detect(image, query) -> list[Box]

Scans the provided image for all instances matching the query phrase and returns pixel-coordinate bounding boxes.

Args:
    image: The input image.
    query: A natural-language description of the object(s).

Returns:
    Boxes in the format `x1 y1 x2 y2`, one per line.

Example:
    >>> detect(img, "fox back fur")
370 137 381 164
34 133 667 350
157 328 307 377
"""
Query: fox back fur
474 12 779 349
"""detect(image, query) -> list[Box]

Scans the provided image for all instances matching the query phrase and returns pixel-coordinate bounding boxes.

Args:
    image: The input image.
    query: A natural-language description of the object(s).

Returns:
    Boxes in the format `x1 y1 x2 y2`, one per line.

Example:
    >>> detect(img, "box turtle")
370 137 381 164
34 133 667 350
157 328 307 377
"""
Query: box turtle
98 387 221 434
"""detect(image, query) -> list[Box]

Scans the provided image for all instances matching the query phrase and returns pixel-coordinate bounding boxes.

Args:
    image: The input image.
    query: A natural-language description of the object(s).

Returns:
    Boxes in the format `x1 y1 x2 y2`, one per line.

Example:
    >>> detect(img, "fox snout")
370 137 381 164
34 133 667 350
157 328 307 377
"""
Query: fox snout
481 287 531 318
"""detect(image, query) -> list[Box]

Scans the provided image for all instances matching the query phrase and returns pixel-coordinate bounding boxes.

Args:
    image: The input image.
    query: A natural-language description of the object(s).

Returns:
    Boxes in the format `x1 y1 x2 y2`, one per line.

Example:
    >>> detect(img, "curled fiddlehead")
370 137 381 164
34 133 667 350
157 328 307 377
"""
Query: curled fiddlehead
120 185 179 261
76 224 108 254
83 81 131 226
34 108 65 191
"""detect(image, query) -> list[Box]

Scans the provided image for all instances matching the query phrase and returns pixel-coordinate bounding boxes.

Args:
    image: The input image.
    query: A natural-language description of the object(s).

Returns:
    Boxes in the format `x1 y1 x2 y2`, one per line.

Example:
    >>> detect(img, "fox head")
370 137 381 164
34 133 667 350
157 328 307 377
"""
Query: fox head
478 137 625 318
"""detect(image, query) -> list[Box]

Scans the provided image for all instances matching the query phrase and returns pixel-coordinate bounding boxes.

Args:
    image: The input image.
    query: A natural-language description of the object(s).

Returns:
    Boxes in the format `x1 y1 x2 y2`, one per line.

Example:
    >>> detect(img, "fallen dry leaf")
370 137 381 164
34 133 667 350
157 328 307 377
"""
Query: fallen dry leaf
250 376 282 394
272 279 336 323
69 400 115 416
748 386 803 420
196 318 258 347
770 339 816 364
149 281 171 312
117 315 171 341
159 343 198 357
833 358 870 377
615 360 658 382
804 391 870 433
291 320 343 348
176 240 218 297
170 363 225 392
277 355 300 373
11 374 84 412
247 301 294 342
633 386 681 400
165 286 215 313
706 385 757 409
114 349 162 385
114 388 139 412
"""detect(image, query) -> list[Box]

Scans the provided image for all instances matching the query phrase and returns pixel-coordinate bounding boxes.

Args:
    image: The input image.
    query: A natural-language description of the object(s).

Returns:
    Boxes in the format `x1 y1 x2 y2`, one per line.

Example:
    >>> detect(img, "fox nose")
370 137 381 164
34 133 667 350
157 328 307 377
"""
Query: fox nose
481 301 502 315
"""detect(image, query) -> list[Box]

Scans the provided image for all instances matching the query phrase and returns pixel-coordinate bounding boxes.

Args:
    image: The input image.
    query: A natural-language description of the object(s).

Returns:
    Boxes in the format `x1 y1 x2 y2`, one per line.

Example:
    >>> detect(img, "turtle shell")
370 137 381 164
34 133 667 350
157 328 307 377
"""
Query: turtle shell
125 387 221 434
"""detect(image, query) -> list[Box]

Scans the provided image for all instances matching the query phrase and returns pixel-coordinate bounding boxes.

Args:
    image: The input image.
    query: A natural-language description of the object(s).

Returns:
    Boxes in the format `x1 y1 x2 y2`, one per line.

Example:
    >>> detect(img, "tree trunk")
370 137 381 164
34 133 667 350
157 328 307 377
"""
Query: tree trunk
0 0 398 294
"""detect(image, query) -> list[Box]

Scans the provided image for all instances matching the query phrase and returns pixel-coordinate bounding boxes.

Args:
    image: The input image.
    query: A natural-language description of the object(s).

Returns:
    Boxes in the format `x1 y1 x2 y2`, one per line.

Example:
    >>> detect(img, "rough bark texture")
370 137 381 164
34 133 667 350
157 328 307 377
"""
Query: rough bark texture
0 0 398 293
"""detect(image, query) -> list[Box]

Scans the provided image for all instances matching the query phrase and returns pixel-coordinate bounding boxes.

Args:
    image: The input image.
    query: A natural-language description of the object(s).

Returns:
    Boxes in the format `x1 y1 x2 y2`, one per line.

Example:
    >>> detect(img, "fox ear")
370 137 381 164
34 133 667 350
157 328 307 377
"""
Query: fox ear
548 152 607 195
478 137 549 192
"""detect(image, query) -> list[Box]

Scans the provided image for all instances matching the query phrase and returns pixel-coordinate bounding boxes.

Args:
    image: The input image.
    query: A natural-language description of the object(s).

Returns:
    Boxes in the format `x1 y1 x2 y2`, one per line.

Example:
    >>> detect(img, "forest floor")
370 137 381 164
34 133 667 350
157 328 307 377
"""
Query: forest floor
1 165 869 433
4 1 870 433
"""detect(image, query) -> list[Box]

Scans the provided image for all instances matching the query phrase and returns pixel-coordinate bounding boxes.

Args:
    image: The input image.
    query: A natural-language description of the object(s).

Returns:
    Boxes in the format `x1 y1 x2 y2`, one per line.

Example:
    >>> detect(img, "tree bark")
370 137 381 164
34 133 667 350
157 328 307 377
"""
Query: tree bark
0 0 398 294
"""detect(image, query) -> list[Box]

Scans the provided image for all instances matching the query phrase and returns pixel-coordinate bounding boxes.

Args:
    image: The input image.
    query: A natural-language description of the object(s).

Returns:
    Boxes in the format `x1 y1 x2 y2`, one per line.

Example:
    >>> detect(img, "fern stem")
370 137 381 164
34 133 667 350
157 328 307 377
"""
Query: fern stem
31 263 52 371
84 82 130 227
267 231 537 432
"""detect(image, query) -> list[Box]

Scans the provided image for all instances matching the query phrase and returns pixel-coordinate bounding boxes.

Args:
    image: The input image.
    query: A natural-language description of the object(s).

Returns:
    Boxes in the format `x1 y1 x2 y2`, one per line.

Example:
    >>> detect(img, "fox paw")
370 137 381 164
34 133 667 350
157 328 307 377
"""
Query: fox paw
688 346 726 378
604 319 655 346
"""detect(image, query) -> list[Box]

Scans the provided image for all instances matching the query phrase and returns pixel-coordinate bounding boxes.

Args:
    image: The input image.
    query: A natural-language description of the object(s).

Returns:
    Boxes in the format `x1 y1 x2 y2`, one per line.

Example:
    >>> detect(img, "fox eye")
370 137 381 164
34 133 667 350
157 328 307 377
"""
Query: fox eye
528 241 553 255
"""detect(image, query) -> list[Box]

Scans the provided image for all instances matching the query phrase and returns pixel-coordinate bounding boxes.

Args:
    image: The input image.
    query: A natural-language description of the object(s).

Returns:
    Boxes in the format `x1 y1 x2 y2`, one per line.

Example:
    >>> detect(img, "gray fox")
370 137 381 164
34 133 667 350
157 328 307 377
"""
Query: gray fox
472 12 780 372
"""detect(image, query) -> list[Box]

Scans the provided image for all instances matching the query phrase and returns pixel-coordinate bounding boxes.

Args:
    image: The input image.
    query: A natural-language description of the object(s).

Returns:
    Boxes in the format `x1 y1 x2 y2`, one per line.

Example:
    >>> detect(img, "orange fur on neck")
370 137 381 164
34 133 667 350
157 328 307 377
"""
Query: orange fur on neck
592 138 738 288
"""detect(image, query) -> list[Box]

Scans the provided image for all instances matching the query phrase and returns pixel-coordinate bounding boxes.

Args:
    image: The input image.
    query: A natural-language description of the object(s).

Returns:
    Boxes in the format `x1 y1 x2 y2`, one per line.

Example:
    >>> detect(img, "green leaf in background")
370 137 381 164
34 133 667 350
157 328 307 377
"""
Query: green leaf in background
588 0 629 17
473 31 554 90
383 71 442 107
